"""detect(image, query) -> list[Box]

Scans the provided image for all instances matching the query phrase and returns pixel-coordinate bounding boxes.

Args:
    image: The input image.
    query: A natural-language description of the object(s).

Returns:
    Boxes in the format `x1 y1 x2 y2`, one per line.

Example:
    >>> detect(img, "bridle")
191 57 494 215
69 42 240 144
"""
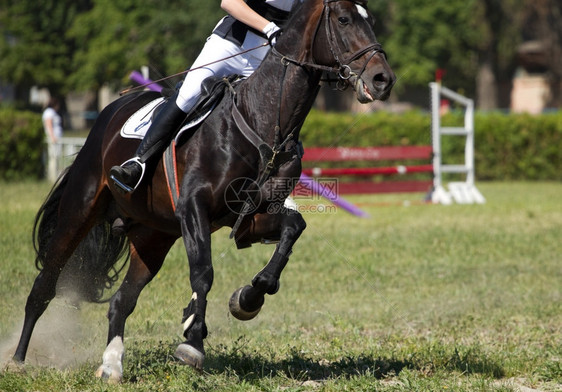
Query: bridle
272 0 386 87
230 0 388 237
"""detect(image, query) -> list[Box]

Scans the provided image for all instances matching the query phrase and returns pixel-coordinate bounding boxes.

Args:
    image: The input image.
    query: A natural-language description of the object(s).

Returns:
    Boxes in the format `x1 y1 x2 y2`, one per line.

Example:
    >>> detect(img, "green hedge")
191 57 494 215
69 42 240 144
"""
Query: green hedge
0 109 44 180
300 110 562 181
1 107 560 181
474 112 562 180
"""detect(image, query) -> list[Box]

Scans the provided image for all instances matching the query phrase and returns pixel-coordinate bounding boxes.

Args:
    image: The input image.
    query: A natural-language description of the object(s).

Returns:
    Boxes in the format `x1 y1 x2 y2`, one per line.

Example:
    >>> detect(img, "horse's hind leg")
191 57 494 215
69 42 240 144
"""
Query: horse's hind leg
13 175 109 363
96 227 175 383
229 206 306 320
13 215 102 363
12 243 73 362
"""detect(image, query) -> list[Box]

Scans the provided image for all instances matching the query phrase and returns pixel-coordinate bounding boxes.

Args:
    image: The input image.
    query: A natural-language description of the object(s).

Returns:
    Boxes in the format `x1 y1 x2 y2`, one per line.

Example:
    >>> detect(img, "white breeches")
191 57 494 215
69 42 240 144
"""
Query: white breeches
175 33 270 113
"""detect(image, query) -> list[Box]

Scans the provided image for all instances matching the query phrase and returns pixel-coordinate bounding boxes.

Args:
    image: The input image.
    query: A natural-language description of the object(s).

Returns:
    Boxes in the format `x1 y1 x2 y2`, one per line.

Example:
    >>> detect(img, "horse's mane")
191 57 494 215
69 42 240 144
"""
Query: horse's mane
276 0 325 64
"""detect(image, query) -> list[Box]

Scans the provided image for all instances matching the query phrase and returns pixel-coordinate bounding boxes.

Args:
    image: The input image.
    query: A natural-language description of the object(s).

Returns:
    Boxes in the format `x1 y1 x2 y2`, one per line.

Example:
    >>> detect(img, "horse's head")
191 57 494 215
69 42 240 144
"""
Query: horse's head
305 0 396 102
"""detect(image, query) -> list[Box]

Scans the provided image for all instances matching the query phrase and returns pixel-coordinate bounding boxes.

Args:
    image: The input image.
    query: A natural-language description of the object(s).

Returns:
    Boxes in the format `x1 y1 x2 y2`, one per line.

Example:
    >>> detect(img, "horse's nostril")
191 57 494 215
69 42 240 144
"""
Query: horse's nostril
373 72 389 87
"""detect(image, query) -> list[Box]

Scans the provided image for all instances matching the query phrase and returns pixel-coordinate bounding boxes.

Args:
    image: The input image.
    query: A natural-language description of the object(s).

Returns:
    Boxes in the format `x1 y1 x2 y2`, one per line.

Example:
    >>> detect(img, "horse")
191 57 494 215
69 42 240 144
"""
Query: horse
12 0 395 382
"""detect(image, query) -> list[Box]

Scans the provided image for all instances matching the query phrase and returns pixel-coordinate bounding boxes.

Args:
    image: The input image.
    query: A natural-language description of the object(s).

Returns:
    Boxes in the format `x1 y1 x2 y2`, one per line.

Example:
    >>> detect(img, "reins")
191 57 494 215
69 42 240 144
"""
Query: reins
119 43 269 96
121 0 385 96
126 0 386 237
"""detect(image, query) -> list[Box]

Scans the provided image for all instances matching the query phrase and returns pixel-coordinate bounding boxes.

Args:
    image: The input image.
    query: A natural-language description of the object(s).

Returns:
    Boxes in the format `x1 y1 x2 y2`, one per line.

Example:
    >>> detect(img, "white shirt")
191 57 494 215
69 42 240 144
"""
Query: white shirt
42 107 63 141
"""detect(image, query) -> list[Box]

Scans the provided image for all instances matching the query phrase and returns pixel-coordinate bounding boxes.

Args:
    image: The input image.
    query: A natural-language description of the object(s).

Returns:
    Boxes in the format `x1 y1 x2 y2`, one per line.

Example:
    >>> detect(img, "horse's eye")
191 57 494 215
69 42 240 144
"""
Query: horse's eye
338 17 349 25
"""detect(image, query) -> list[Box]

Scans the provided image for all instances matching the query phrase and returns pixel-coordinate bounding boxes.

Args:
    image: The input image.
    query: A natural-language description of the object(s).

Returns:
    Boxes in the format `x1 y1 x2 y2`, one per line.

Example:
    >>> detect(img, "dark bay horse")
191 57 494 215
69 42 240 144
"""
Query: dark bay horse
13 0 394 381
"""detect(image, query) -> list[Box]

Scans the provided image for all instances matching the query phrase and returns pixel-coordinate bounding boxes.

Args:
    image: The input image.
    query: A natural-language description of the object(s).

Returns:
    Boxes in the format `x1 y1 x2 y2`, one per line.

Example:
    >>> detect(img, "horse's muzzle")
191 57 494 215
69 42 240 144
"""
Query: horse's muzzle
372 68 395 101
352 68 395 103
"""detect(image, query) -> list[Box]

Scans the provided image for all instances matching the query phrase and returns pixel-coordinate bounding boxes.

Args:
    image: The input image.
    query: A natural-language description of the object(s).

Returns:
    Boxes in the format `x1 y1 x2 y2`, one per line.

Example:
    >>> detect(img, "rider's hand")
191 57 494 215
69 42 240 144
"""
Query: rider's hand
262 22 281 46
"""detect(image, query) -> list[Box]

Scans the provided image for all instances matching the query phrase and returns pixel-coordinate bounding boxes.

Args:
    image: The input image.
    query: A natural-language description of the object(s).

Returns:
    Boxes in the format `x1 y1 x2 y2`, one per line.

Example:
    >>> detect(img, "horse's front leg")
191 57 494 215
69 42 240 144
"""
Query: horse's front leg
173 200 213 370
229 200 306 320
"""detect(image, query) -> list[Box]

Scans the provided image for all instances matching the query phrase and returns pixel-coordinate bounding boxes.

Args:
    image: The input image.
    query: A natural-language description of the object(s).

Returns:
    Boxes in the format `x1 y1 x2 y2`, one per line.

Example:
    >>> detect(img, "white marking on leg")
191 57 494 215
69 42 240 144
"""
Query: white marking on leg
95 336 124 383
183 314 195 332
103 336 124 369
283 196 298 211
183 292 198 332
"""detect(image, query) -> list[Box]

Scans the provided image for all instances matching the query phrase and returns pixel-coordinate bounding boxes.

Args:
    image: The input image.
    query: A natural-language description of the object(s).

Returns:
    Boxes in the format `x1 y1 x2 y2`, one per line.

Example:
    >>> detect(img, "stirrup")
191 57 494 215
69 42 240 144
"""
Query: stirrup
110 157 146 193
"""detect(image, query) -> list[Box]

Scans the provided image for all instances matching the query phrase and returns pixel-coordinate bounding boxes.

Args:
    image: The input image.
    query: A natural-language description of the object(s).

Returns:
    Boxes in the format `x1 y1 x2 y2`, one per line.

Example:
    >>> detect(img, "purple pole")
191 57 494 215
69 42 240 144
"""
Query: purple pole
129 71 163 93
299 173 369 218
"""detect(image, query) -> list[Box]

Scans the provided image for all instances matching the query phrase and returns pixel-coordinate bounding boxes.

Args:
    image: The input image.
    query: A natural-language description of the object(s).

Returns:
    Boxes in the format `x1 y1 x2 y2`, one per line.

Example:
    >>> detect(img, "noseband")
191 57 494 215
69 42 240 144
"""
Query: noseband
272 0 386 84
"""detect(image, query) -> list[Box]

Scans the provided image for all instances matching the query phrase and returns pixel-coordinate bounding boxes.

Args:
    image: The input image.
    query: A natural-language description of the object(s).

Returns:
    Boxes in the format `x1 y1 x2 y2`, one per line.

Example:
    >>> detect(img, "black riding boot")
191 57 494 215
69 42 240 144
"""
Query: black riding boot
110 99 187 193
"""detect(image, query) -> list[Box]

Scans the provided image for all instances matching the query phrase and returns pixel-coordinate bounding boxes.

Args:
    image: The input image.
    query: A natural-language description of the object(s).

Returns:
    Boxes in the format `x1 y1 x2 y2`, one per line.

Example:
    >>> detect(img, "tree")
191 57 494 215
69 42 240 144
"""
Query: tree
472 0 525 109
0 0 92 99
67 0 222 92
2 1 559 110
522 0 562 107
374 0 530 109
381 0 481 98
0 0 222 102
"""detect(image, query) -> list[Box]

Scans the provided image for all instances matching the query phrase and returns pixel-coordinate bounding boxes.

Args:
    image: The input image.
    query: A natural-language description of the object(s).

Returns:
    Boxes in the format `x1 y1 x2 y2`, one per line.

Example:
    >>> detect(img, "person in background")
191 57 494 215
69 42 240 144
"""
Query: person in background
42 96 64 181
110 0 300 193
42 96 63 144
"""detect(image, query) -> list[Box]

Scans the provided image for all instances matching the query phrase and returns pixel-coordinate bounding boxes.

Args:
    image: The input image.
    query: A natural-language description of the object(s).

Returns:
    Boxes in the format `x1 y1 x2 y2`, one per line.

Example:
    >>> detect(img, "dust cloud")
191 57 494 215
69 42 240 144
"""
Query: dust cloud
1 295 104 370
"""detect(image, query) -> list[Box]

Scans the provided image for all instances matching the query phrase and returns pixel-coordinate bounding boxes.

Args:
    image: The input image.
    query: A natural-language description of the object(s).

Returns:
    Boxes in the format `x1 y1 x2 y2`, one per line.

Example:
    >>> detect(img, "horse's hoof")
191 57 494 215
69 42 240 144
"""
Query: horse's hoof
229 286 262 321
174 343 204 370
4 359 25 374
95 364 123 384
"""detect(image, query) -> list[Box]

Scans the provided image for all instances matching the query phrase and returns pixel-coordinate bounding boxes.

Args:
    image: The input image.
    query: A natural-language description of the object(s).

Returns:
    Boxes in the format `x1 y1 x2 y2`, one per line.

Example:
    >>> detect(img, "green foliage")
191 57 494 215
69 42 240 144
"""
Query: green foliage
383 1 480 90
301 110 431 147
65 0 223 91
2 107 560 183
300 109 562 180
0 0 540 106
474 112 562 180
67 0 154 90
0 0 223 94
379 0 526 97
0 109 44 180
0 0 92 95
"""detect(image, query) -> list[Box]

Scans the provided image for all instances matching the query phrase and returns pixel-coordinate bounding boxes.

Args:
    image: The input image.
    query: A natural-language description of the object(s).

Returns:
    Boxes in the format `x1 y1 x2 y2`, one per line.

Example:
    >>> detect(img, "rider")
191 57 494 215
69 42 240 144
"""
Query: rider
110 0 300 193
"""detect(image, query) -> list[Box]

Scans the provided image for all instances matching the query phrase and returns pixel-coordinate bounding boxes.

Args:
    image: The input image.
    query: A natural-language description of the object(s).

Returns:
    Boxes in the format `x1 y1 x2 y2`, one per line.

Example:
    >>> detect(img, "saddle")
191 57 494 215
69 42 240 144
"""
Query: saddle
120 74 242 141
161 75 243 211
161 74 242 135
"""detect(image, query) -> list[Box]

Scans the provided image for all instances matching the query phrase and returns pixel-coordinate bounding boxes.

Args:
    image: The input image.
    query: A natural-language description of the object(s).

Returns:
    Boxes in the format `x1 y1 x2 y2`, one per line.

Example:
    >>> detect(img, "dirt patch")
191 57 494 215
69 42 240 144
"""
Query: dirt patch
1 295 100 370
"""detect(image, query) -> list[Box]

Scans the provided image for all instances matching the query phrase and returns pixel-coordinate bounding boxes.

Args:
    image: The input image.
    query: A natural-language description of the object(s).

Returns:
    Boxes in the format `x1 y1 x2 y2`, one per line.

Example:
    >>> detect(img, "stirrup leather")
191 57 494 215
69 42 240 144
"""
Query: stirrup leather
110 157 146 193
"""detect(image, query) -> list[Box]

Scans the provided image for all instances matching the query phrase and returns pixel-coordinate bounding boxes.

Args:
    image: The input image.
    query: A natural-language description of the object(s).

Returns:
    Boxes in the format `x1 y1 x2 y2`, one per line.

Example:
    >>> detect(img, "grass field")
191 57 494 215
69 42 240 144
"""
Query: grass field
0 181 560 391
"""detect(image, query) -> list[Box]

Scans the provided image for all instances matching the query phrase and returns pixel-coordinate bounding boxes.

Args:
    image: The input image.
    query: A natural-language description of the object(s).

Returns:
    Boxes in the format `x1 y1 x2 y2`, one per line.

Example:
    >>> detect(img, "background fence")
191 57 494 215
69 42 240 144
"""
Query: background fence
46 137 86 182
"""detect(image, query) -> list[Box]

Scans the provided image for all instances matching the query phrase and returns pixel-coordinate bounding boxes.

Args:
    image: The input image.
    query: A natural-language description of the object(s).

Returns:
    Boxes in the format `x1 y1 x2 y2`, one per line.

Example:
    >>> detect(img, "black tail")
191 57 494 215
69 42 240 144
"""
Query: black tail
33 168 129 303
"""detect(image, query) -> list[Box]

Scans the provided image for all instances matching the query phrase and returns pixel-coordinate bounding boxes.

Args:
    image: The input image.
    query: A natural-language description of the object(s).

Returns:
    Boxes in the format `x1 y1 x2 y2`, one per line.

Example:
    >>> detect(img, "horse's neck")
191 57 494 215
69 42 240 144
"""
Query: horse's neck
238 53 321 145
237 4 322 145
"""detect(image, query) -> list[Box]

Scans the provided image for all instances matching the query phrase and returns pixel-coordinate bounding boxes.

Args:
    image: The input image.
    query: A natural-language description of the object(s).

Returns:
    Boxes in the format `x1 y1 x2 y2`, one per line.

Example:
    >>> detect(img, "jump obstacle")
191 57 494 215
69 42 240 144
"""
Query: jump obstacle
299 83 485 208
300 145 434 195
429 82 485 205
129 70 163 93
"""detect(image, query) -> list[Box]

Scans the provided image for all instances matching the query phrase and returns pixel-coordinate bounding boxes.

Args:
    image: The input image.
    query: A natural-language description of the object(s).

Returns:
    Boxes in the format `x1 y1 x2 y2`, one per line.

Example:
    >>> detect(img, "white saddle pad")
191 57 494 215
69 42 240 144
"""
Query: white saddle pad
120 97 214 141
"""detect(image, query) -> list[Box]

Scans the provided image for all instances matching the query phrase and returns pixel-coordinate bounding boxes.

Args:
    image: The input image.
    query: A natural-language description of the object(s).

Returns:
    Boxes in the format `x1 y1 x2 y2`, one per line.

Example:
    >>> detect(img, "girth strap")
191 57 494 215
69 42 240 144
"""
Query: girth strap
163 141 180 211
